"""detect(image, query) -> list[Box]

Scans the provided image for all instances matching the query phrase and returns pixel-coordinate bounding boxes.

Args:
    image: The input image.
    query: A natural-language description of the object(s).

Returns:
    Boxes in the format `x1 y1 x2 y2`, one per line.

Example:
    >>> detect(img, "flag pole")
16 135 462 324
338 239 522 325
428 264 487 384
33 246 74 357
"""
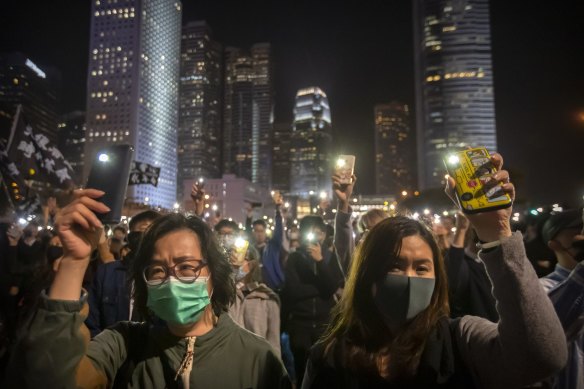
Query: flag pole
6 104 22 152
0 170 17 212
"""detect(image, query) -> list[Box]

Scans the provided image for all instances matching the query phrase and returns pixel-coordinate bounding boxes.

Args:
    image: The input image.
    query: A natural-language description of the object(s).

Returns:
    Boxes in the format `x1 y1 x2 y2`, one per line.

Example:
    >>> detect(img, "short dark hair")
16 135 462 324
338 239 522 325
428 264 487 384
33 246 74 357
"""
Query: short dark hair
129 210 161 231
214 219 239 233
299 215 326 235
131 214 235 319
252 219 267 229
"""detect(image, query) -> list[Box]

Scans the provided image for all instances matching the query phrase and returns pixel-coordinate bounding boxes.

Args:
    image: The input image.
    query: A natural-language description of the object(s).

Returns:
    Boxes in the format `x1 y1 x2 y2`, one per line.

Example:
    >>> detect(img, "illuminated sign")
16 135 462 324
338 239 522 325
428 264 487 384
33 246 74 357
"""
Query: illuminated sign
25 59 46 79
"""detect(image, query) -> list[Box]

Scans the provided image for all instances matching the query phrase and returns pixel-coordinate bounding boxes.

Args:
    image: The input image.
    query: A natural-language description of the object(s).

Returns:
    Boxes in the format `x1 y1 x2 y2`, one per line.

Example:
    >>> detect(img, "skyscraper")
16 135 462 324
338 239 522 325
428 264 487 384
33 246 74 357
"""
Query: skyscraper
0 52 60 143
290 87 332 197
271 122 292 192
58 111 86 183
374 102 414 195
178 21 223 198
84 0 181 209
413 0 497 189
223 43 273 186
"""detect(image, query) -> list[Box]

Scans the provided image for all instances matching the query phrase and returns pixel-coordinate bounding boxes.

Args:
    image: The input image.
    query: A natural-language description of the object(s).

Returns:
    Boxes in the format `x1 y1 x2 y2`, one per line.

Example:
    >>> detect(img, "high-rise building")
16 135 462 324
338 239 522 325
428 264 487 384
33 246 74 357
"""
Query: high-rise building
0 52 60 143
178 21 223 198
413 0 497 189
290 87 332 197
84 0 181 209
223 43 273 186
271 122 292 192
374 102 414 195
58 111 86 184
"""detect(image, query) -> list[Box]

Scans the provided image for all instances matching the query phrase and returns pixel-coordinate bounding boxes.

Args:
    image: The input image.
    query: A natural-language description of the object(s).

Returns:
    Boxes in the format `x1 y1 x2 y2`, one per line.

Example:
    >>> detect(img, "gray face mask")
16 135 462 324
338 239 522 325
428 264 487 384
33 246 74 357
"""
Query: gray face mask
373 274 436 332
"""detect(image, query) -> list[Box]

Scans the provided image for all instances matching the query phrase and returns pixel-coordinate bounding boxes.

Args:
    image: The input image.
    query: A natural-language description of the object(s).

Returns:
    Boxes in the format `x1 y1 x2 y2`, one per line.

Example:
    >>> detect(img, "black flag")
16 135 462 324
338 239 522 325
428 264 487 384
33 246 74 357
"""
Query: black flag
128 160 160 187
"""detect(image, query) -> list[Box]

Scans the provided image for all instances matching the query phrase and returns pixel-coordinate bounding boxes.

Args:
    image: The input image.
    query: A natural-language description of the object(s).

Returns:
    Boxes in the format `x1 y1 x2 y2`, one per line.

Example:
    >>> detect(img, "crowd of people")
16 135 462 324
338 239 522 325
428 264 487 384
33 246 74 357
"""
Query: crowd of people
0 151 582 388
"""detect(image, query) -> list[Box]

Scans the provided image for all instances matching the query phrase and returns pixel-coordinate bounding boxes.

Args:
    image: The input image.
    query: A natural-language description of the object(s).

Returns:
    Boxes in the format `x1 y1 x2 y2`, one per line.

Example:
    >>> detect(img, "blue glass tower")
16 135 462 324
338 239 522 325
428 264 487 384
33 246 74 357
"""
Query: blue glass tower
84 0 181 209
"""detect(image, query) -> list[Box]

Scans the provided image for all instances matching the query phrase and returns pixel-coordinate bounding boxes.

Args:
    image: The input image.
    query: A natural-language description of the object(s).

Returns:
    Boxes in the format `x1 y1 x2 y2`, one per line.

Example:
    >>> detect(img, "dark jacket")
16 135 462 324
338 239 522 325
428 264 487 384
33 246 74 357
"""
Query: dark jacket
6 294 291 388
302 233 568 389
86 260 131 338
282 246 343 325
304 318 473 389
445 246 498 323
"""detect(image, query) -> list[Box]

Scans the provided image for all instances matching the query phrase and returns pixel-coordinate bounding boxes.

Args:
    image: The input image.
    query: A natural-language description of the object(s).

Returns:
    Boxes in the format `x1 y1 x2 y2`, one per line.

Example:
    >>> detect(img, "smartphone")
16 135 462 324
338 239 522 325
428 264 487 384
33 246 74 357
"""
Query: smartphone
305 232 317 245
196 177 205 189
86 144 134 224
335 155 355 185
232 237 249 266
444 147 512 214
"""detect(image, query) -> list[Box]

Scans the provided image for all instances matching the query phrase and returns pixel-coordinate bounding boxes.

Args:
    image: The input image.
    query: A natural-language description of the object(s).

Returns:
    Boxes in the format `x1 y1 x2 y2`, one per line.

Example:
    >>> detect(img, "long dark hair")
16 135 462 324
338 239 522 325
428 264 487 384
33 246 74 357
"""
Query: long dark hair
319 216 449 380
130 214 235 319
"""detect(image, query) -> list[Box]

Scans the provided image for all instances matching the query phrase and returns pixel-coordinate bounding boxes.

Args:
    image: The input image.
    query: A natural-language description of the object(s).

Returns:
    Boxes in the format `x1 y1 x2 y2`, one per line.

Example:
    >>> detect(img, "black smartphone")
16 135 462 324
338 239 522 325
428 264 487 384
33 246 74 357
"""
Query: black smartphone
86 144 134 224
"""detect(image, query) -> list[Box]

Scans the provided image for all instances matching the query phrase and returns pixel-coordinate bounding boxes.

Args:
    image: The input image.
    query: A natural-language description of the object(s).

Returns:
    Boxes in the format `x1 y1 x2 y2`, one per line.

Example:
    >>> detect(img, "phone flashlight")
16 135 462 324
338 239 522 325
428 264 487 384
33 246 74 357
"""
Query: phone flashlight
336 158 346 168
234 237 248 249
306 232 315 243
98 153 110 162
447 155 459 165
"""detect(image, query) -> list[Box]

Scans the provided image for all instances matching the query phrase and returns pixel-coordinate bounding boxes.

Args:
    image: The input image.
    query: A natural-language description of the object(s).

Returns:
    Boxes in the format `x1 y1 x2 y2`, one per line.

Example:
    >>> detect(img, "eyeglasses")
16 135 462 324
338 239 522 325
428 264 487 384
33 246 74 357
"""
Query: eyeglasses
143 259 208 286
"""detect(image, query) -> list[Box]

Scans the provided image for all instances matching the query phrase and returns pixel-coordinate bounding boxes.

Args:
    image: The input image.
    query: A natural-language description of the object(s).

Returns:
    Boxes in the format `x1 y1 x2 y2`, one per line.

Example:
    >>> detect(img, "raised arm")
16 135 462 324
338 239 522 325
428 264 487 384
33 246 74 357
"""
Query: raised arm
332 173 356 273
446 153 567 388
5 190 128 388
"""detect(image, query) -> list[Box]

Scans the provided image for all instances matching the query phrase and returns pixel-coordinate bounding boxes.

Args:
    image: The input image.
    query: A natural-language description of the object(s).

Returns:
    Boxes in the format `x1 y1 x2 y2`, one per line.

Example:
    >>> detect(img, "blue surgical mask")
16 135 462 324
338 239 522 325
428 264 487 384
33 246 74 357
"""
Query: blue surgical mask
147 276 211 325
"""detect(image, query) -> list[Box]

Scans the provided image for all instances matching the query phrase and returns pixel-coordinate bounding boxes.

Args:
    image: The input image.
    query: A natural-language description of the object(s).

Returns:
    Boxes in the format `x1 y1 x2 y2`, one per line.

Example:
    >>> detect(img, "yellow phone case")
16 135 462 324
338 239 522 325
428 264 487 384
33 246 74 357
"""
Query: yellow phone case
444 147 512 214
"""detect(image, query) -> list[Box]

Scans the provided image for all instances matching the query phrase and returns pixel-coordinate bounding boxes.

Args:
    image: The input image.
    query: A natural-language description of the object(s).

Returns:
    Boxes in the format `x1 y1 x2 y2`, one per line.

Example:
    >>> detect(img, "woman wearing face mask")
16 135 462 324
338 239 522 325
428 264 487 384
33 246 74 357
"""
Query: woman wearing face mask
302 154 567 388
6 189 291 389
229 257 282 354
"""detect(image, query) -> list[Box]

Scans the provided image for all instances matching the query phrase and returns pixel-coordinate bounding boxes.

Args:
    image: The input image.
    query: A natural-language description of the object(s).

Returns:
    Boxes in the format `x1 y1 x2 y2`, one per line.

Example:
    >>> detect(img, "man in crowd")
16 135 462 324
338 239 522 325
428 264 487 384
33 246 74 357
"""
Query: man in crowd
282 173 355 384
539 209 584 389
86 210 160 337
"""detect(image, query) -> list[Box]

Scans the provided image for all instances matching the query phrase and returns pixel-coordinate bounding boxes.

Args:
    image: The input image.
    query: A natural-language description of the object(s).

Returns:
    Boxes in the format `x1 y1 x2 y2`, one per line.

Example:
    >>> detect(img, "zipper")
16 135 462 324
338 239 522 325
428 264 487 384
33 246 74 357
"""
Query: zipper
175 336 196 389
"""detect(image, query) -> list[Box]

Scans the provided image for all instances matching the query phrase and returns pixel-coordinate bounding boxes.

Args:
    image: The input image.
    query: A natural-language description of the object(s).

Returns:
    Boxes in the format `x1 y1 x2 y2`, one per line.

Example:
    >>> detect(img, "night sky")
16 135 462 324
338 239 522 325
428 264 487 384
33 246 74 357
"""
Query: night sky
1 1 583 206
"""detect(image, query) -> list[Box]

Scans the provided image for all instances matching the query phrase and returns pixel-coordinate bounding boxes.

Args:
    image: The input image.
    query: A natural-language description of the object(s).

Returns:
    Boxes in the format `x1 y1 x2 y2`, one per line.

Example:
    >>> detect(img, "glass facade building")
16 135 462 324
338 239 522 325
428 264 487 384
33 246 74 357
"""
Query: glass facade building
290 87 332 197
374 102 414 195
0 52 60 143
58 111 86 184
84 0 181 209
413 0 497 189
271 122 292 192
178 21 222 198
223 43 273 186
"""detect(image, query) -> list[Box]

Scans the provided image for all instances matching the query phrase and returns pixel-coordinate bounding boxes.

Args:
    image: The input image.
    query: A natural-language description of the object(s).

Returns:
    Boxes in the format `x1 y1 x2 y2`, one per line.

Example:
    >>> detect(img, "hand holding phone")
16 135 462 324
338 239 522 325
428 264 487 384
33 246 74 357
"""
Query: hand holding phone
445 150 515 243
231 237 249 266
334 155 355 185
86 145 133 224
444 147 512 214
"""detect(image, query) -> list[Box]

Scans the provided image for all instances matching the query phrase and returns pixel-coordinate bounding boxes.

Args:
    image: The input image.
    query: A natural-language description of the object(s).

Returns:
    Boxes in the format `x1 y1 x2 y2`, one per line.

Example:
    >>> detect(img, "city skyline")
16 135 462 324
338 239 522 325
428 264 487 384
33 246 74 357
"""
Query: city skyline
1 1 583 205
413 0 498 189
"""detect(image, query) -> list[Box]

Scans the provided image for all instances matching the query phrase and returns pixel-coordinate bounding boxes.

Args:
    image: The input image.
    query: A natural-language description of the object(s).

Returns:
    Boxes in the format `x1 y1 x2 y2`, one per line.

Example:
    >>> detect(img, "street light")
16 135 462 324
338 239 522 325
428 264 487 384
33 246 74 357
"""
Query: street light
401 190 408 197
